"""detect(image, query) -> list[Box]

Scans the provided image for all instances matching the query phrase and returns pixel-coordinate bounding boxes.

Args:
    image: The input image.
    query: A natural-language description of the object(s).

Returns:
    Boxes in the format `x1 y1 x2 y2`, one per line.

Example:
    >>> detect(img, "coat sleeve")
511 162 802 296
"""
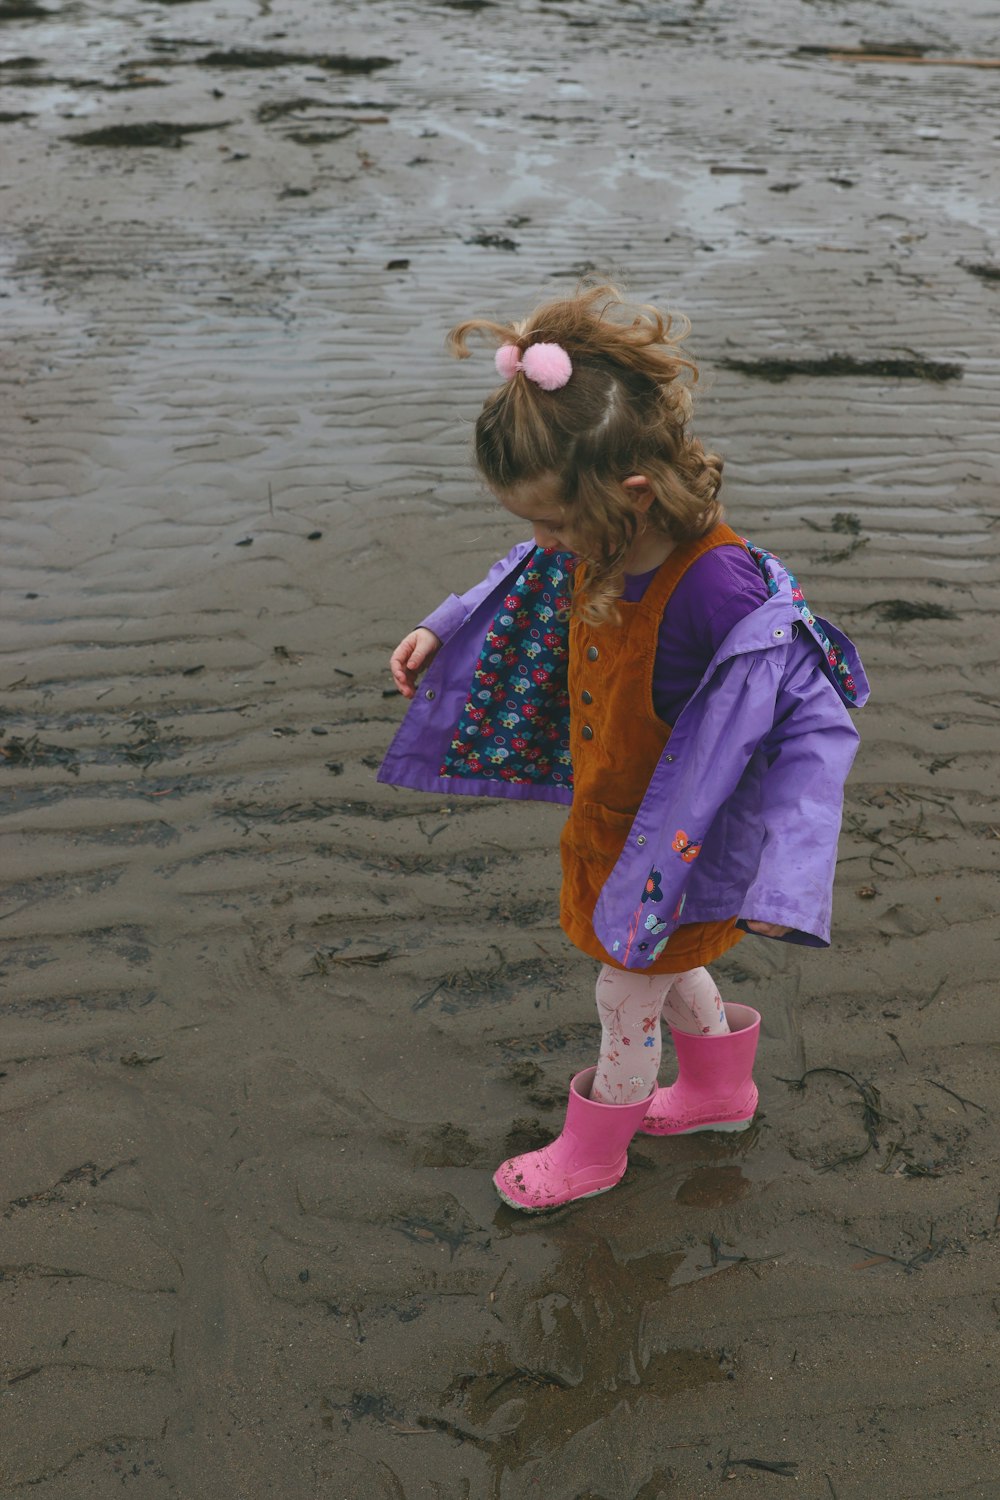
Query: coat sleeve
418 540 536 646
738 641 860 946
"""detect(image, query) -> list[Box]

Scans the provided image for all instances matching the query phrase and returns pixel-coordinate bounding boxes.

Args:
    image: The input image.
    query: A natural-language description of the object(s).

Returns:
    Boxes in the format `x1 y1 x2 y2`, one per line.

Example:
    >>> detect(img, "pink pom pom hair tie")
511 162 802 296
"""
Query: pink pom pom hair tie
495 341 573 391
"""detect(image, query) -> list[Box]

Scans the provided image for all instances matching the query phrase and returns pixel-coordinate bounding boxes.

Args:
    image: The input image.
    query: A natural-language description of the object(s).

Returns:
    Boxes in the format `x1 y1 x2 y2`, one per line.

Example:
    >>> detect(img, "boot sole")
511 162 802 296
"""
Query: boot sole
493 1180 618 1213
640 1114 755 1137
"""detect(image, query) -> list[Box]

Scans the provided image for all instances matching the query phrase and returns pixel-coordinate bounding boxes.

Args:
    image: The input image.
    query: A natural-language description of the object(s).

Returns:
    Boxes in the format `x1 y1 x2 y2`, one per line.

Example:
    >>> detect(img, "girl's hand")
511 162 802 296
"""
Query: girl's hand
744 920 792 938
389 627 442 699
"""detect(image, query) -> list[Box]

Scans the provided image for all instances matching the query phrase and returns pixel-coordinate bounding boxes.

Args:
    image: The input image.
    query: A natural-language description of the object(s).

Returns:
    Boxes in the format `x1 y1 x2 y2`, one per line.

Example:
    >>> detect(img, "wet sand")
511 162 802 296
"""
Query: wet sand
2 1 1000 1496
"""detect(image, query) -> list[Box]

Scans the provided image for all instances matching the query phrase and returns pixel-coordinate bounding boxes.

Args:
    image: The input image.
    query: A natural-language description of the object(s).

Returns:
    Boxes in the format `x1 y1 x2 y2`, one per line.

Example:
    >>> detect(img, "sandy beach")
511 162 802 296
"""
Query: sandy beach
2 0 1000 1495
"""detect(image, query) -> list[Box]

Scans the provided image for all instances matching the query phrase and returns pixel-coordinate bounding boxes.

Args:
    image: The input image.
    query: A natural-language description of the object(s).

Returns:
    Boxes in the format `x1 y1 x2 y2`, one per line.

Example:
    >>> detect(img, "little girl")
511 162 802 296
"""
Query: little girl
380 284 868 1213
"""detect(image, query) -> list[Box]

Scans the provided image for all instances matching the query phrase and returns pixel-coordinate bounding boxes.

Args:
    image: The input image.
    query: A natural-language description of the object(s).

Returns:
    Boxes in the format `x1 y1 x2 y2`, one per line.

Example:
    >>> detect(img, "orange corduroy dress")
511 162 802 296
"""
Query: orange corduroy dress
559 523 748 973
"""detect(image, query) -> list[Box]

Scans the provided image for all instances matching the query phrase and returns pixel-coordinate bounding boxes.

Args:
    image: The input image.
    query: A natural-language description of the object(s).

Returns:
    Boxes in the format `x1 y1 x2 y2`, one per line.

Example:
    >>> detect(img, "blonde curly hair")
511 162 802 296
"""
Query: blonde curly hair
448 283 724 624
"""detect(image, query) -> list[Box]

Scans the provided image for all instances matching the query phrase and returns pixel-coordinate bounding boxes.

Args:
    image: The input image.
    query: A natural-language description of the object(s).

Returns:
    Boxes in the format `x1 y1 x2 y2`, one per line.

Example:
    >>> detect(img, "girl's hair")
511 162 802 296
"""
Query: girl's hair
448 283 724 624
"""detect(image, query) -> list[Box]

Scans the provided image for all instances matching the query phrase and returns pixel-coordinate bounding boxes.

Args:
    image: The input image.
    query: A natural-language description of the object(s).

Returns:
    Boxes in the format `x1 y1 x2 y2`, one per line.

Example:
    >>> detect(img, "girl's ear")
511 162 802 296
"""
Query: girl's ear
622 474 657 513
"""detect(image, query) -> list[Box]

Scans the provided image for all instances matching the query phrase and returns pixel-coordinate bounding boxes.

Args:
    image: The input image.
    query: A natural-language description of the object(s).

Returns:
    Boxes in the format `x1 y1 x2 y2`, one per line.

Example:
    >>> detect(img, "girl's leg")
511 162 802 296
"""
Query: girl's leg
660 967 730 1037
592 964 730 1105
592 966 674 1104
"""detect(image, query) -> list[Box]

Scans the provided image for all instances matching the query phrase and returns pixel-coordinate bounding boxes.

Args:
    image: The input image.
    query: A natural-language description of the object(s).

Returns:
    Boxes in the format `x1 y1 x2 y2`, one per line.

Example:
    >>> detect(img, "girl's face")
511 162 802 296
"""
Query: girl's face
493 473 577 553
493 471 658 565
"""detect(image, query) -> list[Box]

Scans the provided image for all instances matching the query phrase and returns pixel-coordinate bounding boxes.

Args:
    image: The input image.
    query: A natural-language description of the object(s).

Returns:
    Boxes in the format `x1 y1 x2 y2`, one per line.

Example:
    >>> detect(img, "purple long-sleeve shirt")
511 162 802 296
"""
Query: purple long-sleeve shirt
622 543 769 725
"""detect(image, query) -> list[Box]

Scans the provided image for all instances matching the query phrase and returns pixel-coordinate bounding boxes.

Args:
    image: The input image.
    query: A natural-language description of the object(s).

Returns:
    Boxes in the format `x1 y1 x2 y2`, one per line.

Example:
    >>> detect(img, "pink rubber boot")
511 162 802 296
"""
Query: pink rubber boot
640 1002 760 1136
493 1067 651 1212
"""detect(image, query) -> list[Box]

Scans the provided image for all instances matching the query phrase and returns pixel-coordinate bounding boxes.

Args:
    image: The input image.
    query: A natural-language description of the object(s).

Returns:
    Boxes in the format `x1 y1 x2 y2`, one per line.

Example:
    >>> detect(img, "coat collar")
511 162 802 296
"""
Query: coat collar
717 543 869 708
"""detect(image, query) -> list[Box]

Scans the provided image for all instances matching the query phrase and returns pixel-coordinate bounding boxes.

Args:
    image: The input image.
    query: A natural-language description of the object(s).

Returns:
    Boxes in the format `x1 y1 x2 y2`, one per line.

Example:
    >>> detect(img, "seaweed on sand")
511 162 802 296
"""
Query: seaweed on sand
961 262 1000 283
719 353 962 382
68 120 229 147
196 49 395 73
867 599 959 623
0 1 50 20
776 1065 887 1170
0 735 80 775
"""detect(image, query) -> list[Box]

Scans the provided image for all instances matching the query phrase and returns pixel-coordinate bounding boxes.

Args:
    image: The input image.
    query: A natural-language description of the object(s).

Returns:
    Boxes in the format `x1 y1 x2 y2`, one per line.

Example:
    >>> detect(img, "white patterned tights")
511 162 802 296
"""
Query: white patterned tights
591 963 729 1105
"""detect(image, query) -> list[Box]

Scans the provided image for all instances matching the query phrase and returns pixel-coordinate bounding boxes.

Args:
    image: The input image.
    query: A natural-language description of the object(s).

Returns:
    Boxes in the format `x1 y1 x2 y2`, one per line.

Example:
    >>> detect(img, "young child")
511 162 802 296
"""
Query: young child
380 284 868 1213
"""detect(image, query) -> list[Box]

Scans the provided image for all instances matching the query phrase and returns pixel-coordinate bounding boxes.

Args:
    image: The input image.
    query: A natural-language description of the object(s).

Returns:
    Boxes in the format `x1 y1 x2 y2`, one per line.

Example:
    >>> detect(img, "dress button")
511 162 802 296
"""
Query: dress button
581 725 594 741
581 690 593 705
587 646 599 661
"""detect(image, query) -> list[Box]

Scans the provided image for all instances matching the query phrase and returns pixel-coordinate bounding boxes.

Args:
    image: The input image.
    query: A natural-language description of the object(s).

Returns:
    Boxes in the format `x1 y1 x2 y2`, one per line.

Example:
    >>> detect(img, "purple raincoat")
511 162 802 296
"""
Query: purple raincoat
378 539 869 968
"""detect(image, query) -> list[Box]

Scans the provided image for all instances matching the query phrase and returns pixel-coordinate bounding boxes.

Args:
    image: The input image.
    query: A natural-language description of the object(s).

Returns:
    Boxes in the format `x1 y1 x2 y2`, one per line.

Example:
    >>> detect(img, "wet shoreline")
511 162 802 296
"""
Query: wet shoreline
2 1 1000 1496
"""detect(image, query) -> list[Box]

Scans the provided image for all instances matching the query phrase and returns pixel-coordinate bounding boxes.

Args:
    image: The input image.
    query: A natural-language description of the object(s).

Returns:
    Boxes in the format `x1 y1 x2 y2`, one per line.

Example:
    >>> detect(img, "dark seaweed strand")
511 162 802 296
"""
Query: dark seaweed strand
719 354 962 382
